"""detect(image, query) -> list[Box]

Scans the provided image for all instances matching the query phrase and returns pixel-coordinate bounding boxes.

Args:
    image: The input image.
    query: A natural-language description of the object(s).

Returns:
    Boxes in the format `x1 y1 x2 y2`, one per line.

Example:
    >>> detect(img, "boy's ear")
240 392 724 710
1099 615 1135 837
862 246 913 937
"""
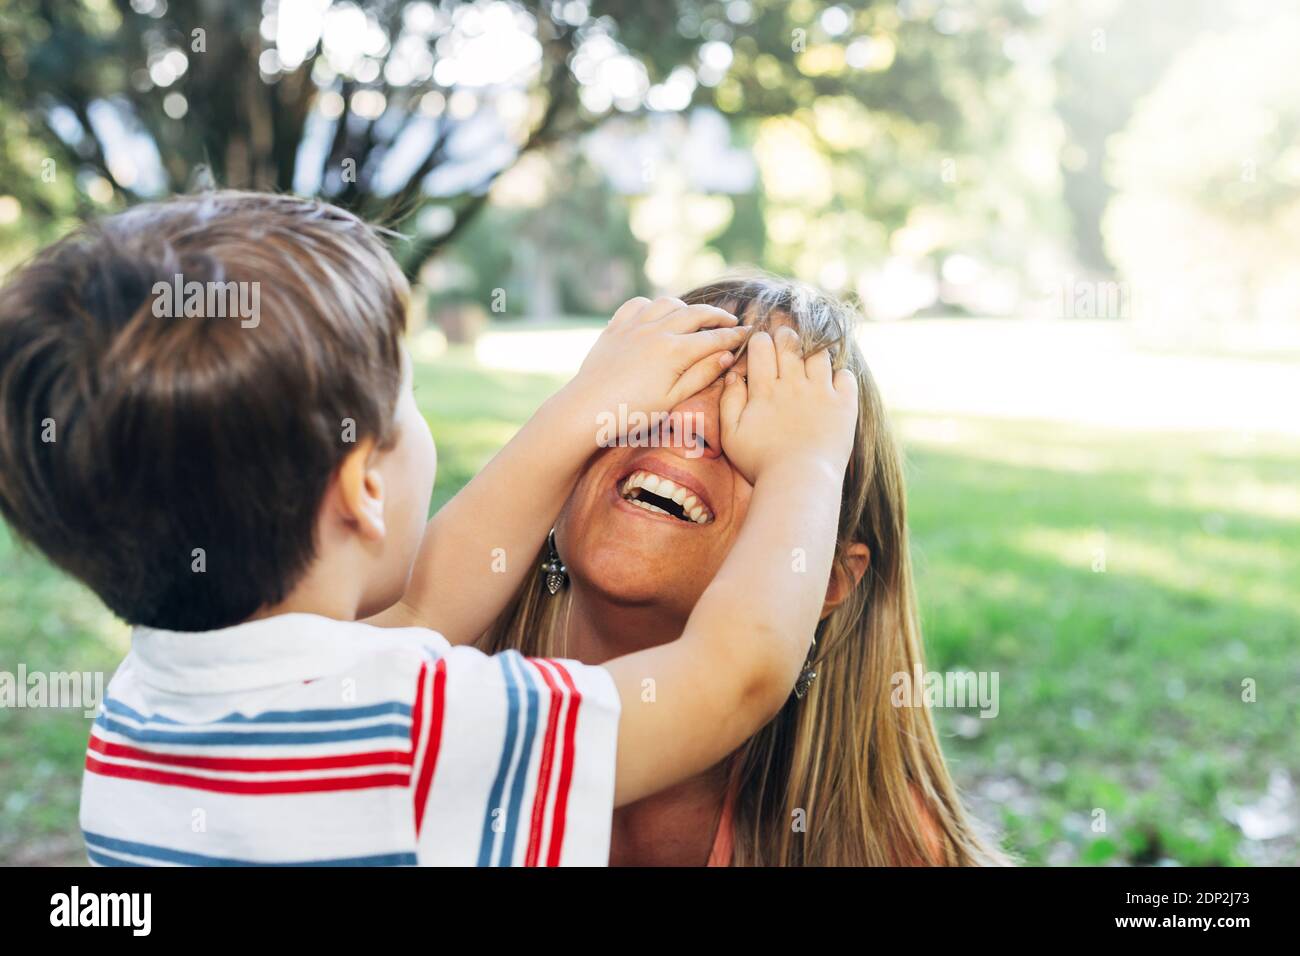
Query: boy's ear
333 438 386 541
821 542 870 620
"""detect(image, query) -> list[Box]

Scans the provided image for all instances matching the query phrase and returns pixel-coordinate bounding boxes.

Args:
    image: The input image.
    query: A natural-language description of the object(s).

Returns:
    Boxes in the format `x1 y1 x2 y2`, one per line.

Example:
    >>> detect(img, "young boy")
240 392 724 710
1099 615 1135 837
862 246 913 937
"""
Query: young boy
0 191 858 866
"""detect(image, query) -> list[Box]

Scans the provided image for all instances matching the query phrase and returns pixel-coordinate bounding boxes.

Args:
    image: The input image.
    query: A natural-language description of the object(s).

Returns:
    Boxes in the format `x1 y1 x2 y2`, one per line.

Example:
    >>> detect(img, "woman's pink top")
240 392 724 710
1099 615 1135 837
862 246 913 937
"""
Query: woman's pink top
705 779 738 866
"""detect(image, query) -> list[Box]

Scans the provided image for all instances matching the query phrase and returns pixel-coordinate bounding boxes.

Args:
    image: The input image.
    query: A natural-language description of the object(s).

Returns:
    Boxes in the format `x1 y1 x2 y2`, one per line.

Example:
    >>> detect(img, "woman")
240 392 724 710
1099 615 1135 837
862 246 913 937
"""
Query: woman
481 275 1006 866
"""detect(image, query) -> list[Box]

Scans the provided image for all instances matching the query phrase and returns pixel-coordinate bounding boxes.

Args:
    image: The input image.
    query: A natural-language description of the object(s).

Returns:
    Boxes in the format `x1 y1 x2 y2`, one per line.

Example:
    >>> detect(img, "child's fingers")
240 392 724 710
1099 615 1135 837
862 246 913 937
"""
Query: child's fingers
634 296 689 325
719 369 748 440
804 347 833 386
674 325 748 365
746 330 777 396
663 303 739 333
611 296 653 325
774 325 804 379
833 367 859 402
669 350 736 406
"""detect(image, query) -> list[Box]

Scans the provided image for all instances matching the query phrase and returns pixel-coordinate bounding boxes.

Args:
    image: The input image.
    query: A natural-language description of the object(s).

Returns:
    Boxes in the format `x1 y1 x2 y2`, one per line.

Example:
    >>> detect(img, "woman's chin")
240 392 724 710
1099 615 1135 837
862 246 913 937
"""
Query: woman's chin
568 539 707 610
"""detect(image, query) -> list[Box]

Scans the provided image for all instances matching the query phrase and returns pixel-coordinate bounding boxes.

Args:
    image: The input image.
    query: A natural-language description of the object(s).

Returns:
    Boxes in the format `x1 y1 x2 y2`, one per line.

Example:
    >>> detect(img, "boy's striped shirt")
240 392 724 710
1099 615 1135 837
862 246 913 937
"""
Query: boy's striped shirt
80 614 619 866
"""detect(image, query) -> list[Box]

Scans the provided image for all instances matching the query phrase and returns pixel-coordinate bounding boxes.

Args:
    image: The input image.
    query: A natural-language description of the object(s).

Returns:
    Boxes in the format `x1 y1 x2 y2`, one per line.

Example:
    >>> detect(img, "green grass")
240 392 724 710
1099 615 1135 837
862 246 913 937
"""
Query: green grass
1 349 1296 865
902 418 1299 865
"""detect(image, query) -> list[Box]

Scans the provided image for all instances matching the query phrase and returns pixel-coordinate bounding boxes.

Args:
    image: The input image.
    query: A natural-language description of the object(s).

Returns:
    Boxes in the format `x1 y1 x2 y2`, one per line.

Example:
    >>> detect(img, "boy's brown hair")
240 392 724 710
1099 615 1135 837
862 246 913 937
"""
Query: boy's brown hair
0 191 409 631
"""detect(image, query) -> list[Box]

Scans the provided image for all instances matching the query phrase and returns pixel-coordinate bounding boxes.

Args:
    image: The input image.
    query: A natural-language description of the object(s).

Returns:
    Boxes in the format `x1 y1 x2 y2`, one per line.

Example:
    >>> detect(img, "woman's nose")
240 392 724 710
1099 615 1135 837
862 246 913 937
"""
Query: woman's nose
660 387 724 460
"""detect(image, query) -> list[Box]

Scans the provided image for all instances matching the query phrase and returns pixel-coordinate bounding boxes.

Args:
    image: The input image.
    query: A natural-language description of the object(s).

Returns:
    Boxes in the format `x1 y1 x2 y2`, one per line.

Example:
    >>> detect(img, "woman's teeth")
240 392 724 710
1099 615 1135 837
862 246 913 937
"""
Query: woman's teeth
620 470 713 524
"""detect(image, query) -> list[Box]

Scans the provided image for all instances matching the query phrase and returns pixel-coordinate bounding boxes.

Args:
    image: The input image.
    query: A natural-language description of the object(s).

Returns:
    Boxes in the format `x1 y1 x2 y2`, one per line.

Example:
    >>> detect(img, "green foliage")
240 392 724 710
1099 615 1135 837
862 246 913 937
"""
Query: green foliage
683 0 1071 291
0 0 1071 292
431 149 651 317
0 0 663 277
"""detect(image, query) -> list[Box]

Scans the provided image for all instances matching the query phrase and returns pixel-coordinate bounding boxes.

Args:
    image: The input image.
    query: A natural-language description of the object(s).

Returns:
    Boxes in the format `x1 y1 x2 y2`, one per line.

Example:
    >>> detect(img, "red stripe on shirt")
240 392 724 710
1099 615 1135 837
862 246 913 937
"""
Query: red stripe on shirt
85 755 409 795
87 734 412 772
543 659 583 867
412 658 448 836
521 658 564 867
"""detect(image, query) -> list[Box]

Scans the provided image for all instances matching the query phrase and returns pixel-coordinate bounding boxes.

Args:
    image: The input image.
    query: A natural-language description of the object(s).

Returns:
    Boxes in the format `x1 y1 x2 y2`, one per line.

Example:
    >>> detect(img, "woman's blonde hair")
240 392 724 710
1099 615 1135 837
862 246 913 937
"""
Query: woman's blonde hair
481 274 1007 865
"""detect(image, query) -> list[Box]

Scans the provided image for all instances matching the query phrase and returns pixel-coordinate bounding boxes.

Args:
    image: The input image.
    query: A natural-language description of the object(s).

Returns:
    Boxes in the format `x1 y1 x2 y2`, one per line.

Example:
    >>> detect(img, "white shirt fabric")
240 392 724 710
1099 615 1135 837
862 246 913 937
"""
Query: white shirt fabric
79 613 620 866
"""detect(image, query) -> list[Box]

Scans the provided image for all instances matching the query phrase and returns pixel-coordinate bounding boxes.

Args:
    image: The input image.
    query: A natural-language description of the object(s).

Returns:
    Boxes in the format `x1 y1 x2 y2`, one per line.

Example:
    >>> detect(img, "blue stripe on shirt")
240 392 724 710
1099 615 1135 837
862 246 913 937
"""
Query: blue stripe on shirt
87 847 147 867
95 714 411 746
497 651 540 866
476 651 524 866
84 831 417 867
103 697 412 726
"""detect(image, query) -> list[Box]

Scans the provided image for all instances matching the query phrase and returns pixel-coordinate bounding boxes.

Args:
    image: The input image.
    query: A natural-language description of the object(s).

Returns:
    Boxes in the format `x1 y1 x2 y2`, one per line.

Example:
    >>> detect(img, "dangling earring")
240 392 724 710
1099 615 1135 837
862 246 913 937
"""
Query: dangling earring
540 528 567 595
793 636 818 699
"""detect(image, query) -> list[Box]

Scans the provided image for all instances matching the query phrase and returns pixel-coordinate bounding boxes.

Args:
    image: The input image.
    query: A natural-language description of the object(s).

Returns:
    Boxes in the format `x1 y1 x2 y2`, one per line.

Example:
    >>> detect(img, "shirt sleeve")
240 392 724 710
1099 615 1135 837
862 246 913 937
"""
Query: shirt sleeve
408 645 620 866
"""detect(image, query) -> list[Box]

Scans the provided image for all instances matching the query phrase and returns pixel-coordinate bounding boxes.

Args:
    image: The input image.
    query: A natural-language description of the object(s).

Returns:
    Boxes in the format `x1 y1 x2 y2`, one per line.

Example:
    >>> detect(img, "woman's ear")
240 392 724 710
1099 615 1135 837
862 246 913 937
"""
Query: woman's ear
821 542 870 620
333 438 386 541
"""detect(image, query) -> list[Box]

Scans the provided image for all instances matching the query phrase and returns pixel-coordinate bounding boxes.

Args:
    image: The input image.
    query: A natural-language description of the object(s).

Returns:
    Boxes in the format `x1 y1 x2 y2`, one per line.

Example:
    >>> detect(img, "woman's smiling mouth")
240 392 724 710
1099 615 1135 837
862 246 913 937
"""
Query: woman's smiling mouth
617 469 715 524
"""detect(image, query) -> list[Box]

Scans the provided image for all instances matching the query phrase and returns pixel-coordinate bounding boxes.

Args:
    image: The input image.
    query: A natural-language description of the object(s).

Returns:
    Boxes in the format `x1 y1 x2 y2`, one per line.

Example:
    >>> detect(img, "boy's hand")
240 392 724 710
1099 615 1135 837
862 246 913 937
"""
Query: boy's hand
719 325 859 485
569 297 749 432
606 325 860 806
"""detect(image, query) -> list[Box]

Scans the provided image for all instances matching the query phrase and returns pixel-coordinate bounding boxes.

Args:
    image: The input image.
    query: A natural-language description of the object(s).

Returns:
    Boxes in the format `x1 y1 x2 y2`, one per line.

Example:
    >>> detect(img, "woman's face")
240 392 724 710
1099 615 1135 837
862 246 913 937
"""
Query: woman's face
555 314 792 625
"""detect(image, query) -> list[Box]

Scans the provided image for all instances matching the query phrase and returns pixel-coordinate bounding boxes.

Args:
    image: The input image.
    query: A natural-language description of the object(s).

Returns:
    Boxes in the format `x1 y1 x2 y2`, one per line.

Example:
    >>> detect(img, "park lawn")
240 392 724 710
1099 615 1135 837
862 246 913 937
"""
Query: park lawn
900 417 1298 865
1 347 1296 865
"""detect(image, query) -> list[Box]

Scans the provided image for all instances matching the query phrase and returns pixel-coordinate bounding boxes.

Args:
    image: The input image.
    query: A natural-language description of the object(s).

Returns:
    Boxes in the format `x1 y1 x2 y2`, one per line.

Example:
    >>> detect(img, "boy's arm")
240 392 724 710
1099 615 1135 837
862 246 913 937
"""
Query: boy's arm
369 297 746 644
601 328 860 806
604 456 845 805
370 381 597 640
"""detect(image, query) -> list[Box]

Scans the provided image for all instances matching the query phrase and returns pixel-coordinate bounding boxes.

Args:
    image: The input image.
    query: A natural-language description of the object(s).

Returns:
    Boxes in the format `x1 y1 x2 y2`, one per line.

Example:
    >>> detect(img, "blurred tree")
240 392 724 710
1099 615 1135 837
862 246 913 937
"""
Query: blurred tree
690 0 1069 314
1104 12 1300 330
1048 0 1235 274
429 144 649 317
0 0 647 277
1 0 1061 293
